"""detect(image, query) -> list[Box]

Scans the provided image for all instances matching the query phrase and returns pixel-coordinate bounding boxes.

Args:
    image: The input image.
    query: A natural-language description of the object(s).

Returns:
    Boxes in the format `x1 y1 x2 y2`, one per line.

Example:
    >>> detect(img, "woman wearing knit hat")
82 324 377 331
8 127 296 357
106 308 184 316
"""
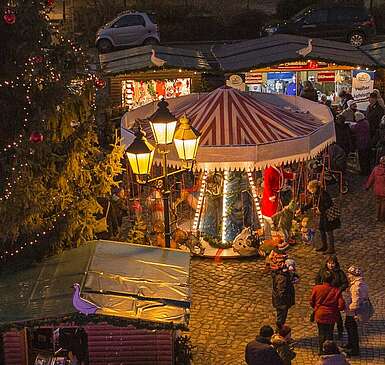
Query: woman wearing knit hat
271 325 296 365
350 111 371 176
343 266 371 357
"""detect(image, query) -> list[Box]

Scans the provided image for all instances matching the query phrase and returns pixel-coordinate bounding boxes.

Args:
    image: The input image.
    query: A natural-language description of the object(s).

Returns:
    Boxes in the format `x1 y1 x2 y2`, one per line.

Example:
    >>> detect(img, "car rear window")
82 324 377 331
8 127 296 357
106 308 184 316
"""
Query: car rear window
147 13 157 24
329 7 370 22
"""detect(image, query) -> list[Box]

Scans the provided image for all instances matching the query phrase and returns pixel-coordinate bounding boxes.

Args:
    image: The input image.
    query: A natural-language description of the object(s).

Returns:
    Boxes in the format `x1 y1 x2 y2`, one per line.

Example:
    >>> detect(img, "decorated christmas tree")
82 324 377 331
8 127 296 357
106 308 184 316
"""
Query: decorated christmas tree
0 0 123 265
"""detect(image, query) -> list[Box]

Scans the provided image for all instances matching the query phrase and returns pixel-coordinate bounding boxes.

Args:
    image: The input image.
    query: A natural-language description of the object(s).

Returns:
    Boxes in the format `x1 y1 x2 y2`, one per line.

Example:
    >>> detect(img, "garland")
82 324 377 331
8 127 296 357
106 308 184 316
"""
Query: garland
0 312 188 333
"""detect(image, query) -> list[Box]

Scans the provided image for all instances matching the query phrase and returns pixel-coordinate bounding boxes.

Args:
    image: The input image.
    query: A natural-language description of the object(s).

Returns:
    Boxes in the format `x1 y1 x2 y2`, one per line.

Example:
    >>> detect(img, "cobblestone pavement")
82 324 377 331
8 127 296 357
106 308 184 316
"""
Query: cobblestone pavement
189 176 385 365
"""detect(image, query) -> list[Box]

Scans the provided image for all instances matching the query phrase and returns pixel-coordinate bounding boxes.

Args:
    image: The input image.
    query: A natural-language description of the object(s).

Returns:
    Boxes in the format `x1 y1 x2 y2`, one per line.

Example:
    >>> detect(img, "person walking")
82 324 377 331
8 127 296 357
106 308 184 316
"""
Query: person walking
310 271 346 355
315 255 348 339
316 340 351 365
343 266 371 357
365 156 385 222
271 260 297 330
350 111 371 176
300 80 318 102
340 100 357 123
245 325 284 365
271 325 296 365
302 180 341 254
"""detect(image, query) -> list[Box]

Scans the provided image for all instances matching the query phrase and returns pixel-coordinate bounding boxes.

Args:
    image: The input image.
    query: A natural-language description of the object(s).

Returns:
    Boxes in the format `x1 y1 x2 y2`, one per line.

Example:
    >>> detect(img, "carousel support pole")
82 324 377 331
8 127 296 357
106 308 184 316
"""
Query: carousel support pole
162 151 171 248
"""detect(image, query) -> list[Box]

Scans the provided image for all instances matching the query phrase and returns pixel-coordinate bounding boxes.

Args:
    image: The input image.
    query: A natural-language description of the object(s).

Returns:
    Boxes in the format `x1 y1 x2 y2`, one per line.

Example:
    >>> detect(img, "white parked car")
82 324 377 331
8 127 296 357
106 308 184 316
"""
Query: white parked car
96 11 160 53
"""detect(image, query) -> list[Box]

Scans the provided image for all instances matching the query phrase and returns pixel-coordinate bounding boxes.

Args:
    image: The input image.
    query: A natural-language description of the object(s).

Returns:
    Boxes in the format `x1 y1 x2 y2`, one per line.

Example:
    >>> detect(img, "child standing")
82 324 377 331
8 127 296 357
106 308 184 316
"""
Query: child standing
366 156 385 221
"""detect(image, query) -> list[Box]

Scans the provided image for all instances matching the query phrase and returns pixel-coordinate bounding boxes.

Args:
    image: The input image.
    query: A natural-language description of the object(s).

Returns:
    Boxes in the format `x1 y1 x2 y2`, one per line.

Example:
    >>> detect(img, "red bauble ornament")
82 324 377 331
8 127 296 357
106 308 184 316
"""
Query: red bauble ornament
32 55 44 64
95 78 106 89
46 0 55 6
4 8 16 25
29 131 44 143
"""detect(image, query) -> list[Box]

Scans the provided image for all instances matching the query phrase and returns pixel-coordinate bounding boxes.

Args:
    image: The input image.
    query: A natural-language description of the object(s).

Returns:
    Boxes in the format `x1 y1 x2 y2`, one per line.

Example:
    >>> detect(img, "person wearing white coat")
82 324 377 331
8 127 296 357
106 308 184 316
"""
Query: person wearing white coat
343 266 370 357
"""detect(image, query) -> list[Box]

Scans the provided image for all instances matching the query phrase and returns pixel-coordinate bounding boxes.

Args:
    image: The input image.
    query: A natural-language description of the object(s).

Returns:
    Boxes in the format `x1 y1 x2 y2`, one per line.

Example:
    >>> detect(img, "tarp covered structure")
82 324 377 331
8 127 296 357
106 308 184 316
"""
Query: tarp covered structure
121 86 335 170
0 240 191 329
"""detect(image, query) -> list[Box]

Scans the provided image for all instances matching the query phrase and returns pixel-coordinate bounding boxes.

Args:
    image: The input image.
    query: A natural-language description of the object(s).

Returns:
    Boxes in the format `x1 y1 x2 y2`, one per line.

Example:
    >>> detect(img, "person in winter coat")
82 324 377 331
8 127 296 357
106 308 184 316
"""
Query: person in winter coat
302 180 341 254
271 325 296 365
338 90 354 110
340 100 357 122
271 259 298 329
310 271 346 354
343 266 370 357
366 156 385 221
372 89 385 108
315 255 348 339
366 91 384 147
317 340 351 365
245 325 284 365
300 80 318 102
334 115 353 155
350 111 371 176
376 116 385 162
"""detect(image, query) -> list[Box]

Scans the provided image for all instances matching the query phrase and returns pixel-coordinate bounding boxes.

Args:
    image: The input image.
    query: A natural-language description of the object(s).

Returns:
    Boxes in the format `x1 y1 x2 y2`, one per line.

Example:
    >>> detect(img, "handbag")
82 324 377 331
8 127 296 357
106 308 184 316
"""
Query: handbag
325 200 341 222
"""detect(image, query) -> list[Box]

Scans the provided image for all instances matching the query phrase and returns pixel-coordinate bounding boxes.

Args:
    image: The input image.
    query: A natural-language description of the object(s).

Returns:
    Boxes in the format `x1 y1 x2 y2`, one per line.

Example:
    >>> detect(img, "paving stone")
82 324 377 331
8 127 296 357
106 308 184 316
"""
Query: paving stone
188 175 385 365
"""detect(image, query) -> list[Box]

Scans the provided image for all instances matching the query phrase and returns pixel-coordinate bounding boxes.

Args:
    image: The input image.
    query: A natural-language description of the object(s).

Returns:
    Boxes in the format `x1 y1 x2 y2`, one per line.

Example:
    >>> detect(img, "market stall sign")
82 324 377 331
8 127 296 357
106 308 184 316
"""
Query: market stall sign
245 72 263 84
352 70 375 104
317 71 335 83
271 60 328 70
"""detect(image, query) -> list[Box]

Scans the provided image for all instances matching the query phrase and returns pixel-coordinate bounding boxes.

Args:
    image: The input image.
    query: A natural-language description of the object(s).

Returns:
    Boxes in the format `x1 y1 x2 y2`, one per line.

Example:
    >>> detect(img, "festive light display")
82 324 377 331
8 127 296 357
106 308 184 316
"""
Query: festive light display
0 1 104 261
192 171 208 232
247 171 264 228
221 170 229 243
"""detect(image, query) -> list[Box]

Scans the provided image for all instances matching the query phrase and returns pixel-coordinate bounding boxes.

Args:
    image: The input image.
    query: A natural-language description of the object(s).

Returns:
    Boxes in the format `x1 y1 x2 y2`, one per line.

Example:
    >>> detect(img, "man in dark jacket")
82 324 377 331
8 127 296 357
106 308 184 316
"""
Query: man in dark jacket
338 89 353 110
245 325 284 365
272 264 296 330
367 92 384 147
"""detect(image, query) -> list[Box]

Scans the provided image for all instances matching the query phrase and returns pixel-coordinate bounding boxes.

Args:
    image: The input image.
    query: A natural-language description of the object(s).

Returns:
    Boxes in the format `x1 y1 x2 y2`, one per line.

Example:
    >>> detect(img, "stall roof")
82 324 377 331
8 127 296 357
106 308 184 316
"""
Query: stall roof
99 45 213 75
212 34 378 71
99 35 379 75
0 240 191 330
361 41 385 67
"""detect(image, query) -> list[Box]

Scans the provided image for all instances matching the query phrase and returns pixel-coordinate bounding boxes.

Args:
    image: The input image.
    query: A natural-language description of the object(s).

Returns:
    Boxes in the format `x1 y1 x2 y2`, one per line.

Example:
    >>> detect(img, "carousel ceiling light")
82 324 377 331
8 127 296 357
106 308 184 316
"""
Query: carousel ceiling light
148 99 177 145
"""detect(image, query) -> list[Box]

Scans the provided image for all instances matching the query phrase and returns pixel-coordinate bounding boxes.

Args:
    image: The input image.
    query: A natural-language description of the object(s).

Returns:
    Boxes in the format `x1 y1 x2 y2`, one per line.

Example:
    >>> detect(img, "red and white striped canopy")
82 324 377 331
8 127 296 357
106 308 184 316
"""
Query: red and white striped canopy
122 87 335 170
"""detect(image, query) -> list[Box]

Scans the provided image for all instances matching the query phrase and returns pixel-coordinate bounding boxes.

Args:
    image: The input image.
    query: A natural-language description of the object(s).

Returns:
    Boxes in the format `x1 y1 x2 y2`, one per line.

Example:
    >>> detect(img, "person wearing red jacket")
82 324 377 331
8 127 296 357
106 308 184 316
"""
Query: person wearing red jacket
366 156 385 221
310 271 345 355
261 165 294 238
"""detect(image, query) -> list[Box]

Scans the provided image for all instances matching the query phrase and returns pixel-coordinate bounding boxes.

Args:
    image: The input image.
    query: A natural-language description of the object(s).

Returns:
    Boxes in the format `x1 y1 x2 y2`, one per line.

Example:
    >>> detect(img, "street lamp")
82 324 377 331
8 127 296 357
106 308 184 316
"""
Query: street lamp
126 100 201 248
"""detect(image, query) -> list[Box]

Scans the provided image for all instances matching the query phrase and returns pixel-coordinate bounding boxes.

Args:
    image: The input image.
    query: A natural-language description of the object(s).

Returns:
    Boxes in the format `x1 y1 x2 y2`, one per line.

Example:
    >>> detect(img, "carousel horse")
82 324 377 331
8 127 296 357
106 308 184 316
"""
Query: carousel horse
173 228 205 255
232 226 261 256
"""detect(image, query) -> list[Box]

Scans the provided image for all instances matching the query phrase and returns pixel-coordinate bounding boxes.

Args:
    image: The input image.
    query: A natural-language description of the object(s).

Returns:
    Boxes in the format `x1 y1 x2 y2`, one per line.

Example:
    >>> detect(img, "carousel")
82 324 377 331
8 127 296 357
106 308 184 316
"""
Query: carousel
121 86 335 258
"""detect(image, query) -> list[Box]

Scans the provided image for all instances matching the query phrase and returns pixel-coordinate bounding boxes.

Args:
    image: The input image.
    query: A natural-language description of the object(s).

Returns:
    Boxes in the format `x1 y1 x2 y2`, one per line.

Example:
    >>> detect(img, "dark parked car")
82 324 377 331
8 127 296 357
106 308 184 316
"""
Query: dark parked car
265 6 376 47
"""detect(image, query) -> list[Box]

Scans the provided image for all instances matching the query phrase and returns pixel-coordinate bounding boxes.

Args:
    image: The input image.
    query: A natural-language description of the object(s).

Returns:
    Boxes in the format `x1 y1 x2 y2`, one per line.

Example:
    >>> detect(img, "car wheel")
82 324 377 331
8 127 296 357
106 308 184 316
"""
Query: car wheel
349 32 365 47
97 39 113 53
143 37 159 45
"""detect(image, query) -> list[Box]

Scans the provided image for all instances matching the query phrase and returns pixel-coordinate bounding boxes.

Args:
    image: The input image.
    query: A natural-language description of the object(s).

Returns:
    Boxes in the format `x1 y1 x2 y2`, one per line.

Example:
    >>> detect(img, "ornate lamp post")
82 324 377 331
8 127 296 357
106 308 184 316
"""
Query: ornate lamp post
126 99 201 248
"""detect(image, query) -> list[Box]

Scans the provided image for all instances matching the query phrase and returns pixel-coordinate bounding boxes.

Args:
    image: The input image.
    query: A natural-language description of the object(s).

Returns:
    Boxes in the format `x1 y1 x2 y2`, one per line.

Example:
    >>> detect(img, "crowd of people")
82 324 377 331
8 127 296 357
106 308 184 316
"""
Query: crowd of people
245 87 382 365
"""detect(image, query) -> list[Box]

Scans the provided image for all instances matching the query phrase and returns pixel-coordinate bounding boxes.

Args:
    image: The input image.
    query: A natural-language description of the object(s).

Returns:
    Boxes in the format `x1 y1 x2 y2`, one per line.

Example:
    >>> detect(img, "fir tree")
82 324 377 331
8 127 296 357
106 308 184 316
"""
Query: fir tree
0 0 123 265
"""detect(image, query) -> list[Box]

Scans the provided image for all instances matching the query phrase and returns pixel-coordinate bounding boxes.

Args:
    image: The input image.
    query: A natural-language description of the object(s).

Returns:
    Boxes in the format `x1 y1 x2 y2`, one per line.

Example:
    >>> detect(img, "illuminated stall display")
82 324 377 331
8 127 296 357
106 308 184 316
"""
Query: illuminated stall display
122 78 191 109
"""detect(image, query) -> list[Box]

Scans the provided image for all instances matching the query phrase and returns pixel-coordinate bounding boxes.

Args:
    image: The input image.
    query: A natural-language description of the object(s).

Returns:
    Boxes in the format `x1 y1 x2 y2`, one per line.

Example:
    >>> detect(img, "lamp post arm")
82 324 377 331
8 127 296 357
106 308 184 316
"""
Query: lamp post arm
162 152 172 249
146 167 190 184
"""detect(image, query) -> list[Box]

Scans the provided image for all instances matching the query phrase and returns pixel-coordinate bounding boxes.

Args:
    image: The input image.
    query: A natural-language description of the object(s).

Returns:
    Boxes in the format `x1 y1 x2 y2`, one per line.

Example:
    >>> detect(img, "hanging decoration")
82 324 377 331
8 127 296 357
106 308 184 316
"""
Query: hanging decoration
29 131 44 143
3 7 16 24
94 78 106 89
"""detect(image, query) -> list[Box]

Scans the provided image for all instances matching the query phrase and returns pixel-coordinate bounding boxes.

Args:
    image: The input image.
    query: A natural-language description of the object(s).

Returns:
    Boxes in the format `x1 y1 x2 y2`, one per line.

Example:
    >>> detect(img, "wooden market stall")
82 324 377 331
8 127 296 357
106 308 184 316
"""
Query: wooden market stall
0 240 191 365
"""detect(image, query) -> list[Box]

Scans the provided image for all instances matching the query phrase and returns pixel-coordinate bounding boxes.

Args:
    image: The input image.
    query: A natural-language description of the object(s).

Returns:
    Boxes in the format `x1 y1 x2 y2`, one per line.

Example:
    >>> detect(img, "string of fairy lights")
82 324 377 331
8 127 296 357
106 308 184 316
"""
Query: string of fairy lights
0 1 100 260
